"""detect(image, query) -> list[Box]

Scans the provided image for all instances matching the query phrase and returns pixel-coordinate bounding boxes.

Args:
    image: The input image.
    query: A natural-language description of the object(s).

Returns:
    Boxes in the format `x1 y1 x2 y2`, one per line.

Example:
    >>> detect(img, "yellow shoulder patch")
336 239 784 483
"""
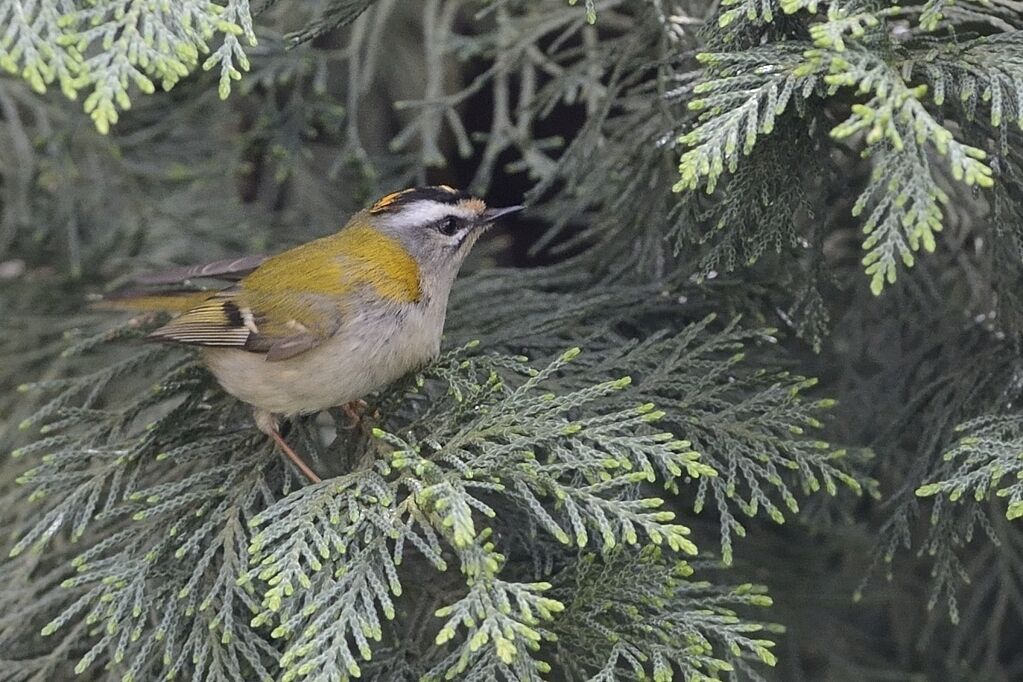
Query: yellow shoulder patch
242 237 349 296
239 225 421 305
336 226 422 303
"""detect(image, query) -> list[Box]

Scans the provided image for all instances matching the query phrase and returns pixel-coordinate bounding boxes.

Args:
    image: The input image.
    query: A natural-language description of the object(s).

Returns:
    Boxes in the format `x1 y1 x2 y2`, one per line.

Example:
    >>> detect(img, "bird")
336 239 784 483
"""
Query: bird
103 186 523 483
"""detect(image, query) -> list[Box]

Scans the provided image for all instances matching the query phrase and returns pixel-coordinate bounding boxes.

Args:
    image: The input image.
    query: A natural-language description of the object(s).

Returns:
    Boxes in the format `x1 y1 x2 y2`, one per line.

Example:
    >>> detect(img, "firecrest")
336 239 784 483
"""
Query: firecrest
108 186 523 482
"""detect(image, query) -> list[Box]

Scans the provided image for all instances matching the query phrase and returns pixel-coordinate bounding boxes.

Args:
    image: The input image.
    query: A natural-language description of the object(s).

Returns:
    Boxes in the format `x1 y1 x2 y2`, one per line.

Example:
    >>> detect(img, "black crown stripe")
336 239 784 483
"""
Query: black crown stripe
370 186 468 214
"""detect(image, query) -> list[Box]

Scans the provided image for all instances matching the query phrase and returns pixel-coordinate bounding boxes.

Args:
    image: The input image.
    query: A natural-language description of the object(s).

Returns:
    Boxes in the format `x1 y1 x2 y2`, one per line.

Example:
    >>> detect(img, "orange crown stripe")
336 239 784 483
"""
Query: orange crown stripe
370 190 408 213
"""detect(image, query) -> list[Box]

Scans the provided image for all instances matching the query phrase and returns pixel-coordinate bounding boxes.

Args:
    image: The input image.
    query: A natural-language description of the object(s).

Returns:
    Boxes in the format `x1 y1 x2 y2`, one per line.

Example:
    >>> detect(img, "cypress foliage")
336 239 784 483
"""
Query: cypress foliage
1 0 1021 679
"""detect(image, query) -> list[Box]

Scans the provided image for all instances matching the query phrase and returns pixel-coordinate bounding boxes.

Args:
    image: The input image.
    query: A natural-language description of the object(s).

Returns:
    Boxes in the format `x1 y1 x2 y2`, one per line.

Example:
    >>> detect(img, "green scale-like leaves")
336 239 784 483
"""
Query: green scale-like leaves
240 346 714 680
0 0 257 133
3 318 842 680
677 0 1015 293
676 44 818 195
918 414 1023 520
7 0 1023 678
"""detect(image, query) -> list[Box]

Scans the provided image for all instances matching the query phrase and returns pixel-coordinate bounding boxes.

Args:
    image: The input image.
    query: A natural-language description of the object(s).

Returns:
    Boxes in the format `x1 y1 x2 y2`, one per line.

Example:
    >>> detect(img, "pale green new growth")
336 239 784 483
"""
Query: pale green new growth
917 415 1023 521
5 314 816 679
548 549 777 679
567 0 598 24
3 0 1019 678
0 0 256 132
564 317 864 564
675 45 818 194
677 0 1016 293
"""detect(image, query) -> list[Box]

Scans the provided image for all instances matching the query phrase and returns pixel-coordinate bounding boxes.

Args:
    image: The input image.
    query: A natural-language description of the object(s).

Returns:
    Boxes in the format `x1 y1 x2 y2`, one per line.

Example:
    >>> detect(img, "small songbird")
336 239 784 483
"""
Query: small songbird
106 186 522 482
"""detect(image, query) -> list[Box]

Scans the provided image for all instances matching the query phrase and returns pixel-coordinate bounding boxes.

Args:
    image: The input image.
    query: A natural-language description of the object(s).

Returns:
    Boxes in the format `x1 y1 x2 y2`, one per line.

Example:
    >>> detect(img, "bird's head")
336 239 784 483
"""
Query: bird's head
355 186 523 288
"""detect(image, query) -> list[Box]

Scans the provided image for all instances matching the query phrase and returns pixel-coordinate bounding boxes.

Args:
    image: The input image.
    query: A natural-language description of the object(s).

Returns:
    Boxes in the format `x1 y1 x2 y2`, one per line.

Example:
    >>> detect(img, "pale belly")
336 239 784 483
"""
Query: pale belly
201 302 443 416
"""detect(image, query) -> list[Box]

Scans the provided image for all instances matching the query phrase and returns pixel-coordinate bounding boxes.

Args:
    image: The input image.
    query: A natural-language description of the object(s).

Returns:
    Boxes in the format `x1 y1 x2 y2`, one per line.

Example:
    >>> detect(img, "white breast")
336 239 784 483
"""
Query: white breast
202 297 446 417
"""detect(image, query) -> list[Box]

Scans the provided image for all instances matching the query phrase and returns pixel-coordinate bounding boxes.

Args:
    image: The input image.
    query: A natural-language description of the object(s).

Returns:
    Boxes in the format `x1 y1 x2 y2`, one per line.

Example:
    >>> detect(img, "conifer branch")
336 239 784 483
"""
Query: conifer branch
0 0 257 133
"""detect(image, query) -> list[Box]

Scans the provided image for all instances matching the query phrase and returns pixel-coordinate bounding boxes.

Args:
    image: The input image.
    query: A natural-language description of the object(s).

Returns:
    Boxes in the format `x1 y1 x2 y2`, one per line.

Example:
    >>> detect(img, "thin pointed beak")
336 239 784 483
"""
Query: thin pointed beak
481 205 525 223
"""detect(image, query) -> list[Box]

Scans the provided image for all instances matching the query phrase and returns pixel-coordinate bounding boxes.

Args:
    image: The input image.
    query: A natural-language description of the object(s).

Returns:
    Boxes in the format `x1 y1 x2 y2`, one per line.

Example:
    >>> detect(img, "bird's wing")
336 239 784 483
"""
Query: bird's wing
147 288 344 361
139 229 422 361
94 256 270 314
147 241 350 361
131 255 269 285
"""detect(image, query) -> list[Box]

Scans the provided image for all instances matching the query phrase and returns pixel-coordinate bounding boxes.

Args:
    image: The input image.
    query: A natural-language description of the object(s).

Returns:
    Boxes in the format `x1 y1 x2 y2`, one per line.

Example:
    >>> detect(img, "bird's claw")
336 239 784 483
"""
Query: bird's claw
342 399 370 429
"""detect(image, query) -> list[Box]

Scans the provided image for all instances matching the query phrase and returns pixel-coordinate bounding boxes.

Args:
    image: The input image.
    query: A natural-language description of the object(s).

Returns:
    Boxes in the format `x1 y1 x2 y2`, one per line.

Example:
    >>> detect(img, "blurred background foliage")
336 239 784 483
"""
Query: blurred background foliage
2 0 1023 680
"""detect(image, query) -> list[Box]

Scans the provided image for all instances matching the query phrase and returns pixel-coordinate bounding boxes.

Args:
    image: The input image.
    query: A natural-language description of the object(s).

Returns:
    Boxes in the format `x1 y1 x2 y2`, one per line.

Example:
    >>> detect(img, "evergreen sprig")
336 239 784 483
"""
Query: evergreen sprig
675 44 818 195
547 548 778 681
2 322 799 680
563 317 866 564
678 0 1017 293
917 414 1023 520
242 345 717 679
0 0 257 132
820 45 994 292
5 0 1023 678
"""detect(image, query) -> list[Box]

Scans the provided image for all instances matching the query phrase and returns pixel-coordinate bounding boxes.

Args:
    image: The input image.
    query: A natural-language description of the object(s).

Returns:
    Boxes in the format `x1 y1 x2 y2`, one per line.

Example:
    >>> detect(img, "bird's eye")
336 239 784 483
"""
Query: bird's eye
437 216 460 236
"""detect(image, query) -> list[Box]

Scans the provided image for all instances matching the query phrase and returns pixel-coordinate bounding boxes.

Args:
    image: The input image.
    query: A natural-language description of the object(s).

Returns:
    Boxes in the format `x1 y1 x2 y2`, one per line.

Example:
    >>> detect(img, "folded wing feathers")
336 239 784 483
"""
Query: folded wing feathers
132 255 268 285
146 294 339 362
148 299 254 347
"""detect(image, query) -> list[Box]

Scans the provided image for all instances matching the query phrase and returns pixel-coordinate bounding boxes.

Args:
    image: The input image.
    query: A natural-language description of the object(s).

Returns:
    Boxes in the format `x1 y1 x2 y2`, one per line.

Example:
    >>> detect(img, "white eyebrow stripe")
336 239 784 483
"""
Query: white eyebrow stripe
378 200 477 228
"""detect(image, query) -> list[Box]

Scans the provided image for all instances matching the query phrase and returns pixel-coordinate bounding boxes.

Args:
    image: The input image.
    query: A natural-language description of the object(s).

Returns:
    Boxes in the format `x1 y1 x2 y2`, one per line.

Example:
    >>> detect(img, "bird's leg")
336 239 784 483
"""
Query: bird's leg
255 410 322 483
268 428 323 484
341 399 370 430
